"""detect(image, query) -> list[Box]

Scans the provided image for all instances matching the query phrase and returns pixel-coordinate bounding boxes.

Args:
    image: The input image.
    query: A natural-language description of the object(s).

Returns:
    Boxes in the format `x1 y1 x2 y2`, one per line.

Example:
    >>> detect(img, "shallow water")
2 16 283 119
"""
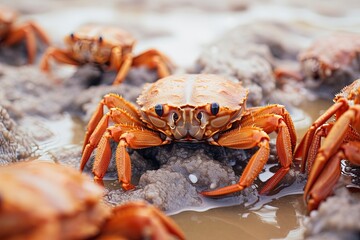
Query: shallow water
5 0 358 238
28 97 333 239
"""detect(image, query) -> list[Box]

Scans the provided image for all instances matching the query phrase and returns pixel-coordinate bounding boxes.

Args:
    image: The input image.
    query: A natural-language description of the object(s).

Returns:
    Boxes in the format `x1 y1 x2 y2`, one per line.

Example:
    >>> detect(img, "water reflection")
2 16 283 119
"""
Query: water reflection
31 98 332 239
172 194 306 240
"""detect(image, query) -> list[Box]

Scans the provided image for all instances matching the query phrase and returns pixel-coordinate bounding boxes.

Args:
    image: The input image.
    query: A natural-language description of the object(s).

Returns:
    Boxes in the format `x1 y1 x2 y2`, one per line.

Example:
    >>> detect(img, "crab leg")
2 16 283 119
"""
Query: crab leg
40 47 80 71
306 151 341 211
81 113 110 171
202 126 270 196
132 48 173 78
92 125 167 190
81 94 140 153
243 104 297 151
112 53 134 85
81 107 142 170
304 106 360 203
26 21 51 45
108 46 122 70
4 22 50 64
303 123 334 174
4 23 37 64
241 105 296 194
294 98 349 172
306 141 360 211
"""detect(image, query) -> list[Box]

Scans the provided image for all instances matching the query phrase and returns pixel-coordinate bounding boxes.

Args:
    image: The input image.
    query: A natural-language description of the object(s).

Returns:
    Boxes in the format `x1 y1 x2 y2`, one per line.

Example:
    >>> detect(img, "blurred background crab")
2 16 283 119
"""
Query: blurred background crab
0 5 50 64
295 79 360 212
0 161 185 240
299 33 360 92
40 24 174 85
80 73 297 197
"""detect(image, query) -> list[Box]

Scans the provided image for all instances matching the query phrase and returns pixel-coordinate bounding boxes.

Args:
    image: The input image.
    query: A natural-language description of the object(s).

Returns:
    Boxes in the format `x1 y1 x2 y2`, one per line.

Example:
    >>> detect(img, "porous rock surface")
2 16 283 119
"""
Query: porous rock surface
0 106 36 165
304 188 360 240
57 141 265 212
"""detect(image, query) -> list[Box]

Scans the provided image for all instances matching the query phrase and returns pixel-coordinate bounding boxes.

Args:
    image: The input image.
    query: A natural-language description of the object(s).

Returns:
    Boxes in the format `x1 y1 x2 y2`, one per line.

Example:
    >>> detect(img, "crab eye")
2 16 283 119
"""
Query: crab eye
155 104 163 117
70 33 75 39
211 102 219 115
98 36 103 43
196 112 203 120
172 112 179 122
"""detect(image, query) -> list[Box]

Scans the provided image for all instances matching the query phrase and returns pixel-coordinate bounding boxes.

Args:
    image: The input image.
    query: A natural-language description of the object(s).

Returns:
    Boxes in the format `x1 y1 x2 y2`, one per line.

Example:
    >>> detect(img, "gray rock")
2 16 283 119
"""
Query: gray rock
304 187 360 240
0 64 75 120
0 106 36 165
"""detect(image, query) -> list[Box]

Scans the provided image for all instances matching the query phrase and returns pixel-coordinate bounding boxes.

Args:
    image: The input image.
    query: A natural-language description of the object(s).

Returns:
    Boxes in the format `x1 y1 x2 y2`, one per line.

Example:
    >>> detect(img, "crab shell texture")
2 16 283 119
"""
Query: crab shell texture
0 5 17 38
64 24 136 64
0 161 111 240
335 78 360 103
137 74 248 141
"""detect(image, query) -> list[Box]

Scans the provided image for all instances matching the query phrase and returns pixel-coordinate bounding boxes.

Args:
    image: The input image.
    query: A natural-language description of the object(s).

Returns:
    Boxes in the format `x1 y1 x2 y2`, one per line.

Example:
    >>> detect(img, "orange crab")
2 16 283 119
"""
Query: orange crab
0 161 110 239
0 161 185 240
80 74 297 196
40 24 173 85
0 5 50 64
295 79 360 212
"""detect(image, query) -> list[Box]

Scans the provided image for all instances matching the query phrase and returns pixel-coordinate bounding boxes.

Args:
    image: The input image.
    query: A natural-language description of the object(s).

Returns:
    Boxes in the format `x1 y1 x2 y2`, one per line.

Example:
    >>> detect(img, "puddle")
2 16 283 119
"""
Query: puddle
2 0 358 238
29 97 332 239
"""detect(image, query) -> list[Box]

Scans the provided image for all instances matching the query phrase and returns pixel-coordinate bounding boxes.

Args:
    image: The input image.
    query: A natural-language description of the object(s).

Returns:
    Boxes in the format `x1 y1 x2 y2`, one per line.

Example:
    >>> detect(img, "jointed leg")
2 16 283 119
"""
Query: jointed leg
202 126 270 196
304 106 360 193
108 46 122 70
306 151 341 211
111 53 133 85
304 106 360 206
4 24 36 64
304 123 333 174
91 125 168 190
241 105 297 193
26 21 51 45
81 109 142 171
81 93 140 153
294 98 349 172
4 22 50 64
305 141 360 211
244 104 297 150
132 49 173 79
39 47 80 71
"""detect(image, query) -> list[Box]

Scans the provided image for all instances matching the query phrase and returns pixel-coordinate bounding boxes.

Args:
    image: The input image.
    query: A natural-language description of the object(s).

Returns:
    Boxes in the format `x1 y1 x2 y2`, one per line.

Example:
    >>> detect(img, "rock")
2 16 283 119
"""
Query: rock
102 142 275 212
195 21 312 107
0 106 36 165
304 187 360 240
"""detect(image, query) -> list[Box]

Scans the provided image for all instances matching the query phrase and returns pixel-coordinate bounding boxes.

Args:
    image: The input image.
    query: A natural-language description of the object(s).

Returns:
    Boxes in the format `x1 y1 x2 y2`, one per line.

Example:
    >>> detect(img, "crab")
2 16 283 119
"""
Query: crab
294 79 360 212
0 161 185 240
40 24 173 85
80 74 297 196
299 33 360 87
0 161 110 239
0 5 50 64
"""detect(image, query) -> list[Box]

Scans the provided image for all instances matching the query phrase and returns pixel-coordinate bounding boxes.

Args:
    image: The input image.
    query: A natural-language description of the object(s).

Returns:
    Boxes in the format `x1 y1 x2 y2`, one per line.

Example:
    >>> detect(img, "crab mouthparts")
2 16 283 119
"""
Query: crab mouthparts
172 108 207 141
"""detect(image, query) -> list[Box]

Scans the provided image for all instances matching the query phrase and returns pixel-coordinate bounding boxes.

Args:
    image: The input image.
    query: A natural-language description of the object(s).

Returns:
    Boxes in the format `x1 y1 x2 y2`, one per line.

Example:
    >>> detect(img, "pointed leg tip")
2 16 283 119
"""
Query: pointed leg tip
200 184 245 197
200 191 217 197
93 176 106 187
122 183 136 191
307 199 319 213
